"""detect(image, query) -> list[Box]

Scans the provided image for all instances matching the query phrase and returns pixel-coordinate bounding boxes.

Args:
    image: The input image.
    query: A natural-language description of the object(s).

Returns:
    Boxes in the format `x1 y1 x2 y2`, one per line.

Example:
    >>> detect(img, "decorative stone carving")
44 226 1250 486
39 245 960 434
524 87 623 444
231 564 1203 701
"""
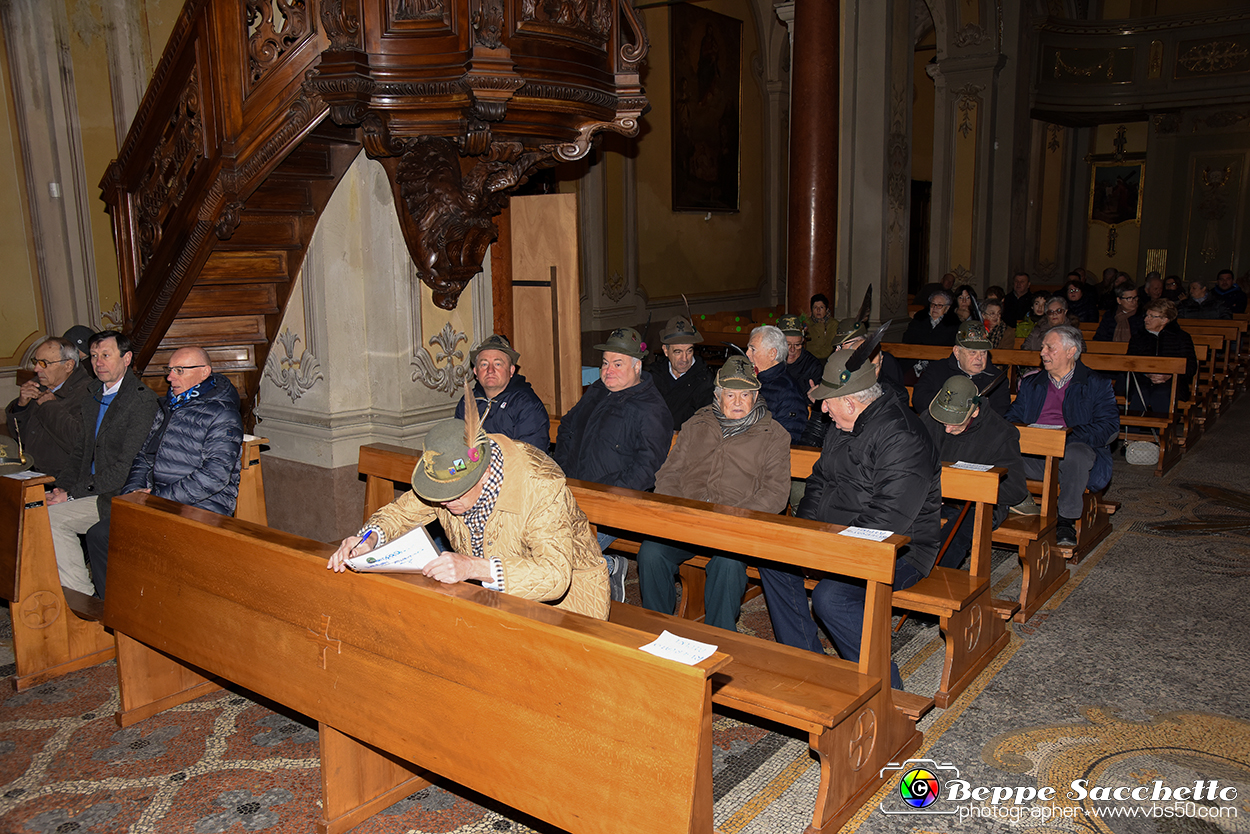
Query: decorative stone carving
101 302 124 329
387 137 555 309
395 0 445 21
952 24 986 48
1152 112 1181 134
135 68 204 273
955 84 982 139
603 270 627 302
265 328 324 402
1198 165 1237 263
1054 50 1115 80
246 0 312 86
411 322 473 393
1197 110 1250 130
1178 41 1250 74
1047 124 1062 152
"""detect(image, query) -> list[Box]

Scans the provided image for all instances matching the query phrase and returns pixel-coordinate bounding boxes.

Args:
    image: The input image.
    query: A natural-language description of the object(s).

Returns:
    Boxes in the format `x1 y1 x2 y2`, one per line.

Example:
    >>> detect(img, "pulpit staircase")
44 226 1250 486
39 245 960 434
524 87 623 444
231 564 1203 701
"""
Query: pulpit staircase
102 0 648 426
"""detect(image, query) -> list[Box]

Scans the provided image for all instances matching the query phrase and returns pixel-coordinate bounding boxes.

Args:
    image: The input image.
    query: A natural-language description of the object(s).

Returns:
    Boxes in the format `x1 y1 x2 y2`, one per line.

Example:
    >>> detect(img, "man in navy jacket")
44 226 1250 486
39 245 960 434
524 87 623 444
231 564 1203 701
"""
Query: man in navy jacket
455 334 550 449
84 346 242 597
1005 326 1119 547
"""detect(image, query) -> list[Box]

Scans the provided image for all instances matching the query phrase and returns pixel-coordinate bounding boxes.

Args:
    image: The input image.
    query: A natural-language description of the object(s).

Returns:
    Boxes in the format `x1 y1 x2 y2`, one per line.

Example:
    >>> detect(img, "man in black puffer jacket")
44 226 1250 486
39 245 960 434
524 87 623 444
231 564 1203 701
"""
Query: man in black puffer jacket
85 346 243 597
759 346 941 690
554 328 673 603
648 316 714 429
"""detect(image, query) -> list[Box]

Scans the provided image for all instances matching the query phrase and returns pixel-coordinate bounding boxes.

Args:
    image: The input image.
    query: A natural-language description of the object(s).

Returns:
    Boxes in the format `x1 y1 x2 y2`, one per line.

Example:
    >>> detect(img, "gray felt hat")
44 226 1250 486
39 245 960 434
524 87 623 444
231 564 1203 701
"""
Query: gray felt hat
810 348 877 400
715 355 761 391
659 317 703 345
412 419 492 503
834 317 867 347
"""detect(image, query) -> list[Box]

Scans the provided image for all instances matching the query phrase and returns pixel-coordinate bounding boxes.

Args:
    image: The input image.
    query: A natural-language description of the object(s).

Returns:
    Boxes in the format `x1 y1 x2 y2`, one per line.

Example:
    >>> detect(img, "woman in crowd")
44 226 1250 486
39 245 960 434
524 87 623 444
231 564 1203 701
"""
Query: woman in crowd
1063 279 1100 323
954 285 981 323
1093 284 1145 342
981 300 1014 349
1163 275 1186 302
1126 299 1197 414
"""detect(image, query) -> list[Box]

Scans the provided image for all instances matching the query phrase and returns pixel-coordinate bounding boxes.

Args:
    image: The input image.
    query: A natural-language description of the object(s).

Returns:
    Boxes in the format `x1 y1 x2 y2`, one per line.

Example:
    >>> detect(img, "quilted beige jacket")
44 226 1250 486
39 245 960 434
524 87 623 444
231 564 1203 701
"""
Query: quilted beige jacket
365 434 610 619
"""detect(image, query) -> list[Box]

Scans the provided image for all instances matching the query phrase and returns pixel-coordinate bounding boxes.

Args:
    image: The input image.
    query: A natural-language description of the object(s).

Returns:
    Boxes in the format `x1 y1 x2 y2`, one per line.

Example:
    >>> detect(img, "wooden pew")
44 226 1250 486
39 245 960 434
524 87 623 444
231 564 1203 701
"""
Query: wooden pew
355 443 926 834
106 493 730 834
0 474 113 690
0 440 269 689
995 426 1069 620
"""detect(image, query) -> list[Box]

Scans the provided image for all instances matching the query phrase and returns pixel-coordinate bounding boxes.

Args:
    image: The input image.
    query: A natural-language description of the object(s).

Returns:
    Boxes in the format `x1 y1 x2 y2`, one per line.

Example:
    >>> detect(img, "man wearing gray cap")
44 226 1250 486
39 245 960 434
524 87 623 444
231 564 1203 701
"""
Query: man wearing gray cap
455 334 549 448
919 375 1030 569
637 356 790 631
759 337 941 689
329 414 609 619
553 327 673 602
912 320 1010 417
648 316 714 429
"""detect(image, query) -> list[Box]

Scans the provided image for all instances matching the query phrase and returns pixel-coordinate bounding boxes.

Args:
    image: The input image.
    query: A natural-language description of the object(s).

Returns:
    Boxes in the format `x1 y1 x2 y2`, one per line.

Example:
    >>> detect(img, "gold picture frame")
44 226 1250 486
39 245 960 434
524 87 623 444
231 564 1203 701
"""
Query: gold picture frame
1089 160 1145 227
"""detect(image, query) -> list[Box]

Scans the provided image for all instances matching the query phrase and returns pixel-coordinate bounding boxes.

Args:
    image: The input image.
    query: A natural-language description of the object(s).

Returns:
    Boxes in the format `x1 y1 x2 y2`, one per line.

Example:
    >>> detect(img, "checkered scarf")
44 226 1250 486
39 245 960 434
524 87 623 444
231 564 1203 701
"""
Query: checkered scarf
712 396 770 439
460 440 504 560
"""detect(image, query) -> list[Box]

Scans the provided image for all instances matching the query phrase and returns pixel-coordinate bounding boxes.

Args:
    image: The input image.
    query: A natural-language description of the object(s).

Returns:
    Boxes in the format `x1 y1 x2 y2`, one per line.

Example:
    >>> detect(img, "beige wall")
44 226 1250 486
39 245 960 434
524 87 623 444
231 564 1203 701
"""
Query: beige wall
912 33 936 184
1082 123 1148 279
633 1 767 301
0 22 42 364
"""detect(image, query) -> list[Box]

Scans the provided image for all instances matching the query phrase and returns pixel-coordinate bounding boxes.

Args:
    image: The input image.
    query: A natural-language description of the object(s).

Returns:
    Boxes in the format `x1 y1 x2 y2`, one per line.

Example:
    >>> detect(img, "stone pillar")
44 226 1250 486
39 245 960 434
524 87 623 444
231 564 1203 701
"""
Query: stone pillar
1 0 101 332
783 0 838 315
833 0 913 323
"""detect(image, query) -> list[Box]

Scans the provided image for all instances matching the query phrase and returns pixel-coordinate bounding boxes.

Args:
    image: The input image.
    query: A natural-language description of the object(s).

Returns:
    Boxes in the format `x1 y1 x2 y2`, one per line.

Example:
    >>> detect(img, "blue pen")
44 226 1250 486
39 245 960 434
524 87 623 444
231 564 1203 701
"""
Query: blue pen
355 530 374 553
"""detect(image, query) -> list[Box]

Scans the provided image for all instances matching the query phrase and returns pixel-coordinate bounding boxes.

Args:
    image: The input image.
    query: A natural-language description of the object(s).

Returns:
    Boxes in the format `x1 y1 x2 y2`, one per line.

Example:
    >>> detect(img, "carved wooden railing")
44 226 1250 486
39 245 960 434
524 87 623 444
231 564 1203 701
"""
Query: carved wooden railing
1033 10 1250 125
100 0 649 415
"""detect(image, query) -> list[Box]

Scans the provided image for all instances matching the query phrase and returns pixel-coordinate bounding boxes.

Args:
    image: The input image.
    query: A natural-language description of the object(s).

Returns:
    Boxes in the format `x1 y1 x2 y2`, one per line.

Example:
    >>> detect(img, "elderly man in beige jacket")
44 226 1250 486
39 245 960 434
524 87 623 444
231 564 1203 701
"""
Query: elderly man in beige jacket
328 413 610 620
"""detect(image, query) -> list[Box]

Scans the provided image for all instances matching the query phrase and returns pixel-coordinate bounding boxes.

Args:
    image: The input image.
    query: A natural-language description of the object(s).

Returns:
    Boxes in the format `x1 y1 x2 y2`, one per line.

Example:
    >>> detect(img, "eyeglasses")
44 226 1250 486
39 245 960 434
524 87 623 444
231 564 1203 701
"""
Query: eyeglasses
29 358 71 370
930 302 950 310
1144 312 1167 320
1047 308 1066 316
163 365 207 376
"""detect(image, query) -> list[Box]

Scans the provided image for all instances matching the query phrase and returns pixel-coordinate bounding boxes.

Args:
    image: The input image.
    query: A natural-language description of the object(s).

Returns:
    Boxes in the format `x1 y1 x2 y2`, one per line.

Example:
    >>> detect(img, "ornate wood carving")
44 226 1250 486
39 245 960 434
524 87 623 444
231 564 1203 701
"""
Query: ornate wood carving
246 0 313 86
394 0 445 21
471 0 505 48
520 0 612 45
135 68 204 274
383 137 555 309
321 0 362 50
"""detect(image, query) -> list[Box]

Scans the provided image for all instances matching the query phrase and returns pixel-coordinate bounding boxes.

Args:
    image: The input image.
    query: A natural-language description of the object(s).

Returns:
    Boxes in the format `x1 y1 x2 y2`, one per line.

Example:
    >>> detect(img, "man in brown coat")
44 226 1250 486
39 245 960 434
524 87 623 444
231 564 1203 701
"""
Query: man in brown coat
636 356 791 630
328 418 610 619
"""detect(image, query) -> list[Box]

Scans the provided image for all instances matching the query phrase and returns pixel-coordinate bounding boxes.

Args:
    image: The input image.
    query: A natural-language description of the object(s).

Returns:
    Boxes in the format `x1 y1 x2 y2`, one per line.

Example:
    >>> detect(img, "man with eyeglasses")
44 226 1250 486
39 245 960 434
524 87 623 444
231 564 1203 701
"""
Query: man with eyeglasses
46 331 159 597
1093 284 1145 342
1021 295 1078 351
5 337 93 480
902 289 960 346
81 346 243 598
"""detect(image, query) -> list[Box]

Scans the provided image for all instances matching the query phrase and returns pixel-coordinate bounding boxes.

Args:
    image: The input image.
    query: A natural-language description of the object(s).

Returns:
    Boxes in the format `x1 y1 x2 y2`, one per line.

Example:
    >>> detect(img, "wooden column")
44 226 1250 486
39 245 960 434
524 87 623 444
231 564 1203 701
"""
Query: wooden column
786 0 838 314
491 205 514 338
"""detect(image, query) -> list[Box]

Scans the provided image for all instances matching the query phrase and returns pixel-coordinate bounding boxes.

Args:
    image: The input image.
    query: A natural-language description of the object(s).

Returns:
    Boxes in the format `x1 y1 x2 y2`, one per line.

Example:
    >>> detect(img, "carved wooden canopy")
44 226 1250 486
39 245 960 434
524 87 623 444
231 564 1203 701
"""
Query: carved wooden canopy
306 0 649 308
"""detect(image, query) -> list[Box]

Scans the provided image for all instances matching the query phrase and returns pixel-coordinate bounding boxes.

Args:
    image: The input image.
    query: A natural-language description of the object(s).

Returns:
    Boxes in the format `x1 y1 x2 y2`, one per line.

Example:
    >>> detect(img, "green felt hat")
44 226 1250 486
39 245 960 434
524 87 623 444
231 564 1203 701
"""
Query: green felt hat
777 314 804 337
469 334 520 367
928 375 981 425
594 327 645 359
956 320 992 350
715 355 761 390
659 316 703 345
412 419 491 503
835 317 867 347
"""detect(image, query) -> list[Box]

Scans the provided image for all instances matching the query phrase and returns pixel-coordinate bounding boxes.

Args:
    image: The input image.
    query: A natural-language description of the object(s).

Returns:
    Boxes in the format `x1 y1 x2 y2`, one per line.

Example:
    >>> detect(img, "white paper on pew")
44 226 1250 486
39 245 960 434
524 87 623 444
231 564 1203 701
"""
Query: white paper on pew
639 630 718 666
950 461 995 472
345 526 440 573
3 470 47 480
839 526 893 542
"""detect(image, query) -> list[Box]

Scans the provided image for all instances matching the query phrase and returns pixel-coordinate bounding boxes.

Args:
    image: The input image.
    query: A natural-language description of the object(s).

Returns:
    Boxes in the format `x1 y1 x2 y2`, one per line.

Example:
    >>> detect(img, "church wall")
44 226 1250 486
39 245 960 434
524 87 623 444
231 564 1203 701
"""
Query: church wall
912 35 936 184
1082 122 1148 280
630 1 768 302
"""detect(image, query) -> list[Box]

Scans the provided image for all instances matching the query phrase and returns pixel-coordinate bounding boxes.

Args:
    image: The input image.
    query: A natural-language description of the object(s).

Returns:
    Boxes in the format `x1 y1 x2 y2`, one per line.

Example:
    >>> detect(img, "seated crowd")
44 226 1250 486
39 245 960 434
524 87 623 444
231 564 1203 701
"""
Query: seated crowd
7 266 1242 696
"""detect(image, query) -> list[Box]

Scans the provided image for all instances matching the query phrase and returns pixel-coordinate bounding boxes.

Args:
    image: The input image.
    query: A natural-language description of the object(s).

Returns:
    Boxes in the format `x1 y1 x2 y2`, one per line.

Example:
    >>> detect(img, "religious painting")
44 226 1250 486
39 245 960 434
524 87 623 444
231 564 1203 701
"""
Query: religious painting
1089 161 1145 226
670 4 741 213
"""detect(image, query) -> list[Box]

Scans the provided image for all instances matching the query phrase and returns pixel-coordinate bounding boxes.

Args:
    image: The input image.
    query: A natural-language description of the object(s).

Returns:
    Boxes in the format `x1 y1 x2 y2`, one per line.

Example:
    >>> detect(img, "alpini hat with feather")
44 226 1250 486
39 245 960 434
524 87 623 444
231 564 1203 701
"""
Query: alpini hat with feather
659 316 703 345
810 322 890 400
412 381 492 502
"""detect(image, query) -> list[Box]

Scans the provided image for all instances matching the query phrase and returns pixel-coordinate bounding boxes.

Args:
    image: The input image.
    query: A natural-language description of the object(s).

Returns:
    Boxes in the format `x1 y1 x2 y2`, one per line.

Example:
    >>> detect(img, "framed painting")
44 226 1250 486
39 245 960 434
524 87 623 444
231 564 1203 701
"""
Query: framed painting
1089 161 1145 226
670 4 741 213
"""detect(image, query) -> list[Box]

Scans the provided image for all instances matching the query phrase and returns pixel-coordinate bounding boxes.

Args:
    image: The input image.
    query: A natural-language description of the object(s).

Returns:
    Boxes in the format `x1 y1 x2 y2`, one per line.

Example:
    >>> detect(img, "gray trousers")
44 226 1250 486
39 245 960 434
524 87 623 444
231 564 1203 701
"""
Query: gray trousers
1021 441 1097 521
47 497 100 596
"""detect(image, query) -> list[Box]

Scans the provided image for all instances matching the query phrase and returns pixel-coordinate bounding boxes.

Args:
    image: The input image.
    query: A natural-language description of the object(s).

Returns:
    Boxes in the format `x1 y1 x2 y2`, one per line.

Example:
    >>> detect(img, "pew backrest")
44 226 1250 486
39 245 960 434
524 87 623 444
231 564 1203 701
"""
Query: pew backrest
107 494 731 834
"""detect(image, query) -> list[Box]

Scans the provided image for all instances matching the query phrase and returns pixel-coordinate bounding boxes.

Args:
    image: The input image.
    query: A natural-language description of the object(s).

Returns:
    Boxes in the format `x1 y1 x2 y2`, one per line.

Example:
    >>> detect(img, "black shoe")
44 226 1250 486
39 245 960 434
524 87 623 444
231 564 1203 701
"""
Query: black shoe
1056 519 1078 548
